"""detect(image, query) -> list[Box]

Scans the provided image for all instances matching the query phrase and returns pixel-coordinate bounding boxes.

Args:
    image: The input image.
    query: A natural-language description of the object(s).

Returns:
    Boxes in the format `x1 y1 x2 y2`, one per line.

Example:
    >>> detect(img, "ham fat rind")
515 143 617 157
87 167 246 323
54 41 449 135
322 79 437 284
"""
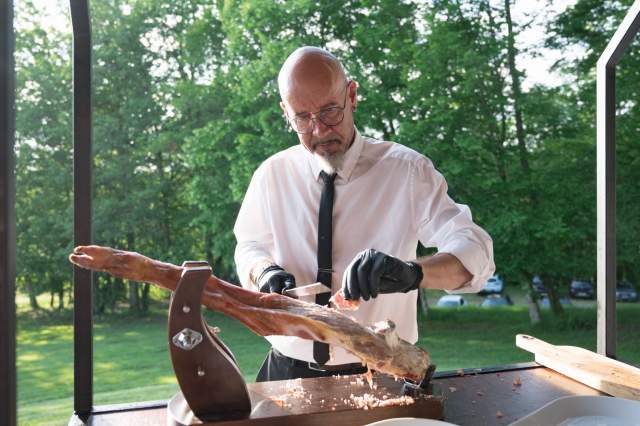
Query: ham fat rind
69 245 430 382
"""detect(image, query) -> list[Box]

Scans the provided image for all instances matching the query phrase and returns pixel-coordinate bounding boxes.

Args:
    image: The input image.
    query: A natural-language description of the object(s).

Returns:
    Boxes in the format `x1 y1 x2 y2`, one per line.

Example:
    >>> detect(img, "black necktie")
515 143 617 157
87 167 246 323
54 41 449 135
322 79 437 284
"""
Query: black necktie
314 171 336 365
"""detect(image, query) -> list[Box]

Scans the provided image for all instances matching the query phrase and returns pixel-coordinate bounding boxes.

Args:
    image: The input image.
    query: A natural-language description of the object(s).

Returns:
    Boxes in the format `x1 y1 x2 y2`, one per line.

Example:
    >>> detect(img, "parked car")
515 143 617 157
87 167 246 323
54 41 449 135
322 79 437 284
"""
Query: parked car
539 295 572 308
569 280 595 299
436 295 468 308
479 274 504 295
617 281 638 302
532 275 547 294
481 294 513 308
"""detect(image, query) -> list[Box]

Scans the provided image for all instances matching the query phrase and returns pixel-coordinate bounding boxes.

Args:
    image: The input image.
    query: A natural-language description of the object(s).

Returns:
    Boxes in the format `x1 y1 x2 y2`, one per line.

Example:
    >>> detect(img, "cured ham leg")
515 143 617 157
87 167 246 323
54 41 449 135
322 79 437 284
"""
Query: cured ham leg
69 245 430 382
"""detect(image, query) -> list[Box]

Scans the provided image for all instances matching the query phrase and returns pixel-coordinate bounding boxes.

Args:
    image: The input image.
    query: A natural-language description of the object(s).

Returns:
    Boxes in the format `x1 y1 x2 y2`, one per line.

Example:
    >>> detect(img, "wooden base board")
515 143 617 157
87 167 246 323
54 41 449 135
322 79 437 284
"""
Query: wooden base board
168 374 444 425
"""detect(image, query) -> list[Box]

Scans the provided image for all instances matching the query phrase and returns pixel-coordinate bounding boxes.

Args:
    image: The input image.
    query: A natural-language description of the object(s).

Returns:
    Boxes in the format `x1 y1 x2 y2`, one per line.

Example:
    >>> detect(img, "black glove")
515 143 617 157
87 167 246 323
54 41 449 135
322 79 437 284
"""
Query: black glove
342 249 423 301
257 265 296 295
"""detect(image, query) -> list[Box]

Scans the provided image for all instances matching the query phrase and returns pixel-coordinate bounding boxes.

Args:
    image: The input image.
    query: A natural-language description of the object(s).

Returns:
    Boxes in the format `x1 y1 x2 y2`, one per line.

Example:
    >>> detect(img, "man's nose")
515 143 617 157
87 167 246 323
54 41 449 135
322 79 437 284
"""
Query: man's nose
312 116 332 137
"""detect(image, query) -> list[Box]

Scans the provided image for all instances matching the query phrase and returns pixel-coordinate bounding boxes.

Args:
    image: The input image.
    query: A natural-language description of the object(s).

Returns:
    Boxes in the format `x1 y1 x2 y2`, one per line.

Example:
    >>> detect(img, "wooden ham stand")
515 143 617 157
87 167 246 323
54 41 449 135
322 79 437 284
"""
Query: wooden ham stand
166 263 444 425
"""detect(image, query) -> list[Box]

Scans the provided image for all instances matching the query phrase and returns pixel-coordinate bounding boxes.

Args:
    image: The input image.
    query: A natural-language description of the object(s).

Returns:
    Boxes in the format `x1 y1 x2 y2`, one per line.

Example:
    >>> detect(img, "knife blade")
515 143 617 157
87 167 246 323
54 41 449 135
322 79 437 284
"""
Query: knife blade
284 282 332 297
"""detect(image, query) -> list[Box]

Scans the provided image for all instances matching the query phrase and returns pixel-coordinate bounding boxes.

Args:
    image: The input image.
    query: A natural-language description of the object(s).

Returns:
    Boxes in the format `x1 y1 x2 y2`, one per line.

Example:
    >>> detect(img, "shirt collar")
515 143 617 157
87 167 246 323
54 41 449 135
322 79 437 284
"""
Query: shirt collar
308 128 364 184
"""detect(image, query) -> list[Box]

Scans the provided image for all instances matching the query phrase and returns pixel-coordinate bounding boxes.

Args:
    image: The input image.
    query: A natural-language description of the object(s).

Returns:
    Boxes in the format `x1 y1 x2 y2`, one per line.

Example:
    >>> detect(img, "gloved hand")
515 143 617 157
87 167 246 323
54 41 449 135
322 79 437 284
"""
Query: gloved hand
342 249 423 301
257 265 296 295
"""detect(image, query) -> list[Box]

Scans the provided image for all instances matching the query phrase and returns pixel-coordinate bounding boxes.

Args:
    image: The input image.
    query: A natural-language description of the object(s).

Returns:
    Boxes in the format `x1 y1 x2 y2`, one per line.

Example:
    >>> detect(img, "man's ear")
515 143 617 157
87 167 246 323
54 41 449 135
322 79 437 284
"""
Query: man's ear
349 81 358 111
280 101 291 131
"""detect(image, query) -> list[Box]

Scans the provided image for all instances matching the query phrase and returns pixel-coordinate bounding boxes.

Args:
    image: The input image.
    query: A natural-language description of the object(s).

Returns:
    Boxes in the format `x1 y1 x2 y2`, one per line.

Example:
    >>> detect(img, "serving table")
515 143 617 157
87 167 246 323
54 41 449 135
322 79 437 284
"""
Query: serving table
85 363 605 426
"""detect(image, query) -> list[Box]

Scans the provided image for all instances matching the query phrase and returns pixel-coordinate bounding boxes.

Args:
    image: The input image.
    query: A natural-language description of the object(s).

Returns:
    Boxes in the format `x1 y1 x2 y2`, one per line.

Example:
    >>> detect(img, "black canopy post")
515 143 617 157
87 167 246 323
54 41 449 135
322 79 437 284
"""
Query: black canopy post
0 0 16 425
596 0 640 358
70 0 93 419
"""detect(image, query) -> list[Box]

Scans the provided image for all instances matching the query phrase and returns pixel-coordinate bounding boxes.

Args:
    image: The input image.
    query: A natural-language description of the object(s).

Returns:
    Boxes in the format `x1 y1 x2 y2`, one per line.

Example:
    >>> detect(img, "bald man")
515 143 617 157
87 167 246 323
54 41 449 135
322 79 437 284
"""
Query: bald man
234 47 495 382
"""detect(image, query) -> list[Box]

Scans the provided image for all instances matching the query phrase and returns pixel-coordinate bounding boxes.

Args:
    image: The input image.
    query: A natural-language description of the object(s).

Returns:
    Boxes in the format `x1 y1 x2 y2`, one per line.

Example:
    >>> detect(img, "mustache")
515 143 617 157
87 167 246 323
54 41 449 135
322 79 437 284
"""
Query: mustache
312 138 341 149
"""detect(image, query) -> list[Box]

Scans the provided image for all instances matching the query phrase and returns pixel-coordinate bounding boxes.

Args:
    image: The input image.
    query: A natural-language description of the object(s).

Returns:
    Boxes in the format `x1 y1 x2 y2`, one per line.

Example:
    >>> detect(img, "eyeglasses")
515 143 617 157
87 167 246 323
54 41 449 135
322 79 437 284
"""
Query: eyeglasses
286 81 351 134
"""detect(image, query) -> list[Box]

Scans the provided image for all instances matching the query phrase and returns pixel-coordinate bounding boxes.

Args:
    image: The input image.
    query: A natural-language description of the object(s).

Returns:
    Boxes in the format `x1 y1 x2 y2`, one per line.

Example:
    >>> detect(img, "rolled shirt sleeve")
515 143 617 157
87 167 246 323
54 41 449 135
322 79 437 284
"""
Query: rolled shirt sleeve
412 156 495 293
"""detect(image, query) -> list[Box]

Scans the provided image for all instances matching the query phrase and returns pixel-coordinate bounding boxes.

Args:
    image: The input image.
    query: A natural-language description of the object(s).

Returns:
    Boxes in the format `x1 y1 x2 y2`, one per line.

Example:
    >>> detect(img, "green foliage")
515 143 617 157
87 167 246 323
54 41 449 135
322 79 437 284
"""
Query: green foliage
552 0 640 284
15 0 640 311
534 307 596 332
15 0 73 310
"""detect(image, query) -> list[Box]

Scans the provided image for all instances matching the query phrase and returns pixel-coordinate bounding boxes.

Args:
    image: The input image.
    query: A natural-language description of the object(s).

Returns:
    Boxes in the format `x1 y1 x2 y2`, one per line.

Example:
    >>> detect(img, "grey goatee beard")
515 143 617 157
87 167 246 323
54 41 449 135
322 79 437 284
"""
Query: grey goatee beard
314 151 345 175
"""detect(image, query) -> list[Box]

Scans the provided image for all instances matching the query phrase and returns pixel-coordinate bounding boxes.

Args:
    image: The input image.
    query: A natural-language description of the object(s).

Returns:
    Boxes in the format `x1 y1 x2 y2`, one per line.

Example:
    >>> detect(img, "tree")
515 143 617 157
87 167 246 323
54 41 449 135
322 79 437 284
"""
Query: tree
15 0 73 310
14 0 612 320
551 0 640 285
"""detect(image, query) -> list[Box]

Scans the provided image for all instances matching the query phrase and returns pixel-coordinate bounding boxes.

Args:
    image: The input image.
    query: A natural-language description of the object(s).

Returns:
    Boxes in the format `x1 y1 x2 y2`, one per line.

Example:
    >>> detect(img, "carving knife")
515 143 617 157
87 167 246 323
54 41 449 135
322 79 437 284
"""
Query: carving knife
284 282 332 297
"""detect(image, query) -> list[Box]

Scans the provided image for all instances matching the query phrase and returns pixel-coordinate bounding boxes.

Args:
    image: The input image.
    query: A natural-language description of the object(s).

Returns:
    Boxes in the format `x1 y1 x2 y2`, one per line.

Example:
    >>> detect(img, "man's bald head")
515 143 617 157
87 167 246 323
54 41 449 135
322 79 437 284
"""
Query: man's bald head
278 46 357 167
278 47 347 99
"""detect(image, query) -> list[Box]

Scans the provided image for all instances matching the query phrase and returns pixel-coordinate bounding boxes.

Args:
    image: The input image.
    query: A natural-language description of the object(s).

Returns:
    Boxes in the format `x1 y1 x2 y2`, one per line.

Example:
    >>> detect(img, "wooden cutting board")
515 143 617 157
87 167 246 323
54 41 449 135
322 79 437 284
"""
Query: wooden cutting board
168 374 445 425
516 334 640 400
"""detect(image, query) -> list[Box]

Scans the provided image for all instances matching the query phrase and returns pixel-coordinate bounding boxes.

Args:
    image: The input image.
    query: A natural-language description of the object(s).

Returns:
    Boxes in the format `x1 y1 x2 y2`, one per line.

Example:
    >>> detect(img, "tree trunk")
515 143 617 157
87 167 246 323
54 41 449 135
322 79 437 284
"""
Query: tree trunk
140 283 150 313
204 228 214 267
496 105 509 182
58 286 64 310
525 287 540 325
545 276 564 316
504 0 529 174
68 282 74 307
127 232 141 312
111 277 123 312
155 152 172 250
505 0 563 317
94 277 106 315
128 281 139 311
25 280 40 310
485 1 509 184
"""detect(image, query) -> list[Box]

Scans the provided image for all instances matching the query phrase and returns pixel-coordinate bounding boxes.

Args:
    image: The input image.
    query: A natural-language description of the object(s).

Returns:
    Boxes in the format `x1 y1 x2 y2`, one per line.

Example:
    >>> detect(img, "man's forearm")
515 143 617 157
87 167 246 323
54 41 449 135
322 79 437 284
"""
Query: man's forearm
234 239 276 290
414 253 472 291
247 258 277 290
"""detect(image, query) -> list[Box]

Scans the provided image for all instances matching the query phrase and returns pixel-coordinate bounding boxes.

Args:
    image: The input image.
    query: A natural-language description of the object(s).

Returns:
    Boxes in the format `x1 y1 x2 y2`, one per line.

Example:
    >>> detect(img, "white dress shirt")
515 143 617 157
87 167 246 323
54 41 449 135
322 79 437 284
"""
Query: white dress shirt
233 129 494 365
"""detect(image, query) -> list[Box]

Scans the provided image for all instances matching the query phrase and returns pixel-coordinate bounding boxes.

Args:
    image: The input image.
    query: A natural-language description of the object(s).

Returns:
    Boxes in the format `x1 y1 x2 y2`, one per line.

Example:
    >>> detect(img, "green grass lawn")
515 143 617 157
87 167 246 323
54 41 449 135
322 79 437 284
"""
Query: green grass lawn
17 303 270 426
16 296 640 426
